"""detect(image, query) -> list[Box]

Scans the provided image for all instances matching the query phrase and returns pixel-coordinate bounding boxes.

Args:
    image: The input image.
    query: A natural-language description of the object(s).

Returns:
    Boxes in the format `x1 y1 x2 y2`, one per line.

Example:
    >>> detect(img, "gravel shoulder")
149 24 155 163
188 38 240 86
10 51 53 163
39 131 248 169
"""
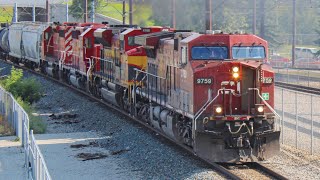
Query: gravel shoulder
262 144 320 180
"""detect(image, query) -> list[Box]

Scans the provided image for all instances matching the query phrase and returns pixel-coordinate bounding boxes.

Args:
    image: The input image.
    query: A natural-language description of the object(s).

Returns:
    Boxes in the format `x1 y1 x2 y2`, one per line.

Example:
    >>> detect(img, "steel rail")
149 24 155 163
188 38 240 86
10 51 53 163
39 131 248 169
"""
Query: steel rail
220 162 288 180
248 163 289 180
275 81 320 95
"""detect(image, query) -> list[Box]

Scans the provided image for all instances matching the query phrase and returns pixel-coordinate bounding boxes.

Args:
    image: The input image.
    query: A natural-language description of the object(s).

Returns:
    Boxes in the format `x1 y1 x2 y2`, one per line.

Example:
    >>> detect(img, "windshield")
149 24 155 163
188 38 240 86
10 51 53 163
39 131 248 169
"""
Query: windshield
191 46 228 60
232 46 265 59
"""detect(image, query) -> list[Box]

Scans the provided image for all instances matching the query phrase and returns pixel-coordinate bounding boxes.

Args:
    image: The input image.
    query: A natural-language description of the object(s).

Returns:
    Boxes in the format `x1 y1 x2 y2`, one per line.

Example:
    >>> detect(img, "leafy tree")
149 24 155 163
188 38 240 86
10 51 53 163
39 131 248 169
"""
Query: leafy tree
69 0 104 20
0 67 42 104
1 67 23 91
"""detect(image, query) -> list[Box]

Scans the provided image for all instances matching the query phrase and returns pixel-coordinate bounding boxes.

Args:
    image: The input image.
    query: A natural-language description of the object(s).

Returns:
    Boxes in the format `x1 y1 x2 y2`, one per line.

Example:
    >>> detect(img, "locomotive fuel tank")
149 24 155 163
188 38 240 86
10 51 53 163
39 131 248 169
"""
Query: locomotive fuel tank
100 80 123 107
69 74 86 89
45 67 55 77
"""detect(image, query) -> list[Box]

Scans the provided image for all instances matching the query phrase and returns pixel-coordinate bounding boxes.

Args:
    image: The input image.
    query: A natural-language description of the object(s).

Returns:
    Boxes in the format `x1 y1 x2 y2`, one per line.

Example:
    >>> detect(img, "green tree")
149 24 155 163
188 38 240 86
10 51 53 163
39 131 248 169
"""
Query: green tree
70 0 104 20
0 67 42 104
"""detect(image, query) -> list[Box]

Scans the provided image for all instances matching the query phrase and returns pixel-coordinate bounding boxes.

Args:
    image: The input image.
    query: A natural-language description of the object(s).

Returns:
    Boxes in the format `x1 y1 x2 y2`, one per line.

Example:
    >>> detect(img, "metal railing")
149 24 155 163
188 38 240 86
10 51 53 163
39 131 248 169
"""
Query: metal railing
28 130 52 180
0 87 51 180
275 87 320 154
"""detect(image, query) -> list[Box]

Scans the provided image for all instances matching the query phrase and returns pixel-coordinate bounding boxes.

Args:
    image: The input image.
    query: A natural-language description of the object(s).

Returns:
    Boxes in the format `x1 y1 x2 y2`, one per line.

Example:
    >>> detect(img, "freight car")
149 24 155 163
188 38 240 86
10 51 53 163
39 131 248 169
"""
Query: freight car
0 26 9 59
0 22 280 163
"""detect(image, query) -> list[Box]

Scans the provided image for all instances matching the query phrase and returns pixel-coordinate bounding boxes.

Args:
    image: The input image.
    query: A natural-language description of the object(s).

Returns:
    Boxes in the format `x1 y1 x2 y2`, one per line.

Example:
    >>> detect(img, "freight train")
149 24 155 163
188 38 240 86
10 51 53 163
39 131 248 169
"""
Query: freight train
0 22 280 162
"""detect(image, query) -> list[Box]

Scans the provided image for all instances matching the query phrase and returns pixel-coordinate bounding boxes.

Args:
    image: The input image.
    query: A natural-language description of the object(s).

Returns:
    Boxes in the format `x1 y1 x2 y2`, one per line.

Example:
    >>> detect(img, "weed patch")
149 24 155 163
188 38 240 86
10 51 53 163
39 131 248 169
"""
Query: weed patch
0 67 46 134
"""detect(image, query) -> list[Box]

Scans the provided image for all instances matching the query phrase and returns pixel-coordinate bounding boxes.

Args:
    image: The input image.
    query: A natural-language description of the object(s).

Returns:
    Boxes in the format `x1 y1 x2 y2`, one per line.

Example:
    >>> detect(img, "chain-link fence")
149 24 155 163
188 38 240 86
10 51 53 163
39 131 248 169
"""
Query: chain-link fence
275 68 320 89
275 87 320 154
0 87 51 180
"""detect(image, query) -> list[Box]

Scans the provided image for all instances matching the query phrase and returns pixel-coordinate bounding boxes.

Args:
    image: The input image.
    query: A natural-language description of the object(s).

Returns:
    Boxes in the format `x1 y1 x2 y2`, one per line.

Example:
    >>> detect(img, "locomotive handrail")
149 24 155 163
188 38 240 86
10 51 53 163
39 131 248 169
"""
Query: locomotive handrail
248 88 281 119
133 68 166 80
193 88 231 138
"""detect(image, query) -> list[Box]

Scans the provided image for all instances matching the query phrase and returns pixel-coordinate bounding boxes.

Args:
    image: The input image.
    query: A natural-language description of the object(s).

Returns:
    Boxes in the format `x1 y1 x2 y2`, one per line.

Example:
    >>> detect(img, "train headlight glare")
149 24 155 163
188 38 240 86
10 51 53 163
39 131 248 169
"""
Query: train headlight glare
257 106 264 113
233 72 239 78
215 107 222 113
232 67 239 73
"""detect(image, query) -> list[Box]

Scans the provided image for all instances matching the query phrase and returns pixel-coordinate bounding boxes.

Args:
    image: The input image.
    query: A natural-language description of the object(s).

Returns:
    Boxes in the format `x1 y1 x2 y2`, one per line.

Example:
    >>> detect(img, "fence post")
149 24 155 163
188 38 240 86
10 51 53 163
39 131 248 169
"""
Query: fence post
311 95 313 155
287 68 289 83
297 70 300 85
308 71 310 87
295 92 298 148
281 88 284 144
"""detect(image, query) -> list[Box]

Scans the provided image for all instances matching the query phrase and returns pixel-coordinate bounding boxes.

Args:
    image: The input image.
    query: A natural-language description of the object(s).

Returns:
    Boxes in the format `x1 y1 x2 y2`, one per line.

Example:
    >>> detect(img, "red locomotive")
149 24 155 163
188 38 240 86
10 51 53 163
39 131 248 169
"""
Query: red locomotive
0 22 280 162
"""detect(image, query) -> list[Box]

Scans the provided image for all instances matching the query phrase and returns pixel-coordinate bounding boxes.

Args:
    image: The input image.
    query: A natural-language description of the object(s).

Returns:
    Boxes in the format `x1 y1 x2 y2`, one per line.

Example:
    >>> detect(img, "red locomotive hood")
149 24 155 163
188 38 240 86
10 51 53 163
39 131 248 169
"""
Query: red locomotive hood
192 60 272 74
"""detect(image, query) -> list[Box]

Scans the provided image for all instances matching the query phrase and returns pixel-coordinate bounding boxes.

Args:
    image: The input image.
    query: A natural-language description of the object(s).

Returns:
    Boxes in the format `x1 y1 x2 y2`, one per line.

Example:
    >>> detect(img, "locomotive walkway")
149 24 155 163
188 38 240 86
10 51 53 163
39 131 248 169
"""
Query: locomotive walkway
0 136 26 179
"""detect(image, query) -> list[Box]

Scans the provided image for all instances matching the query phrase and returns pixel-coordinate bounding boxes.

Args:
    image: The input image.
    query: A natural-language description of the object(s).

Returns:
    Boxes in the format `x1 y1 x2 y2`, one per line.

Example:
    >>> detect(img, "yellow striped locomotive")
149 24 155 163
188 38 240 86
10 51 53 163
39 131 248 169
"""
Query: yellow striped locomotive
0 22 280 162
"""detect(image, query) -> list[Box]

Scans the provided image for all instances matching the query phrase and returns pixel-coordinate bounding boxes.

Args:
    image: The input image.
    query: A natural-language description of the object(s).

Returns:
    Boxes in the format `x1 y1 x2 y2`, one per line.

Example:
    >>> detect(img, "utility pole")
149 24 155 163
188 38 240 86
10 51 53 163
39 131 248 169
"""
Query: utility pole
292 0 297 67
205 0 212 31
32 5 36 22
66 1 69 22
92 0 95 23
171 0 176 29
83 0 88 23
259 0 265 38
46 0 50 22
129 0 133 25
253 0 256 34
13 3 18 22
122 1 126 25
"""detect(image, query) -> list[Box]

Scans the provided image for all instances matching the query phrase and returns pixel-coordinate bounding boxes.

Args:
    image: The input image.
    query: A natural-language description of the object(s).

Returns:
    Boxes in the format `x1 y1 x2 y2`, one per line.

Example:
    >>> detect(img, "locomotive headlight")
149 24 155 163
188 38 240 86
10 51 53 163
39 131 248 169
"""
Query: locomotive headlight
215 107 222 113
255 104 265 115
232 66 239 73
233 72 239 78
257 106 264 113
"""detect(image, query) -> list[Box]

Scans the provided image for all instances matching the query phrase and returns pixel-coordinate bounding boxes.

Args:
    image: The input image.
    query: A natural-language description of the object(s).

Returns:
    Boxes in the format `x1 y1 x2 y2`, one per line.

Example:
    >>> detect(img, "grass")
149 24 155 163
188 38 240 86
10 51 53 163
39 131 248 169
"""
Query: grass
0 7 13 23
96 1 154 26
17 98 46 134
0 2 153 26
0 114 14 136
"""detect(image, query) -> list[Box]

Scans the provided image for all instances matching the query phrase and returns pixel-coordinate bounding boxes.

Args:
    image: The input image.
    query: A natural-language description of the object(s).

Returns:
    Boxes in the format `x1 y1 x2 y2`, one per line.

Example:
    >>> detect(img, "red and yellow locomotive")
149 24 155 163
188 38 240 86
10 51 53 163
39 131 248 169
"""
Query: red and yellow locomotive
129 31 280 162
0 22 280 163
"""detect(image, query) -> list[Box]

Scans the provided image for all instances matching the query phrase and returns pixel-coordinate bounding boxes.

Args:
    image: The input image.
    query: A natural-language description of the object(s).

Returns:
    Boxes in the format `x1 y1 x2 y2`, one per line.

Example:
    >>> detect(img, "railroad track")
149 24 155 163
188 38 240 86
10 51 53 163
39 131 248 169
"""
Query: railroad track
220 162 288 180
275 81 320 95
1 59 288 180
